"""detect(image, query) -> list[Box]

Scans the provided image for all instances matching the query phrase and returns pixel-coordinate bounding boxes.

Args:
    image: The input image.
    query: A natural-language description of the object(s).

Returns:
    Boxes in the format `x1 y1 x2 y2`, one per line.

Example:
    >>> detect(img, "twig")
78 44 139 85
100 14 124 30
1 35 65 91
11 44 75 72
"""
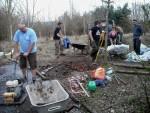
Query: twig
77 80 90 97
41 63 63 74
114 75 120 85
36 70 48 80
114 74 127 85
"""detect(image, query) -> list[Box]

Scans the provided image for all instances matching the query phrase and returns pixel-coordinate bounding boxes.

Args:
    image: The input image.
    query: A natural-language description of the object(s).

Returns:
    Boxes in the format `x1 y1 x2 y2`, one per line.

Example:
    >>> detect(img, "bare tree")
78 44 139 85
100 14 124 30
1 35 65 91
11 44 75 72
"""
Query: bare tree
25 0 29 27
0 0 17 40
131 2 144 21
17 0 38 27
31 0 37 27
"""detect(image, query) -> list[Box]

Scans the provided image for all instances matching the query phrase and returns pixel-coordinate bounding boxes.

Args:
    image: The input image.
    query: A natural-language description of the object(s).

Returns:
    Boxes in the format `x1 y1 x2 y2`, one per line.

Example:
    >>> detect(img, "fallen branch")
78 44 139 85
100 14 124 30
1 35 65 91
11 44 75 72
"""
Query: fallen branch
41 63 62 74
116 70 150 75
114 74 127 85
77 80 90 97
112 62 150 69
36 70 48 80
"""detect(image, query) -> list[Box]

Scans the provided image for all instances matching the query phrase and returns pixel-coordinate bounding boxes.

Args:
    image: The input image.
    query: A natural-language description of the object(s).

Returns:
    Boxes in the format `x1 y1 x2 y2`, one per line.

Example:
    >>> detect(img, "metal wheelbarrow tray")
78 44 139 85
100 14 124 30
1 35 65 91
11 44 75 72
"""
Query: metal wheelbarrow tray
71 43 88 50
25 80 69 113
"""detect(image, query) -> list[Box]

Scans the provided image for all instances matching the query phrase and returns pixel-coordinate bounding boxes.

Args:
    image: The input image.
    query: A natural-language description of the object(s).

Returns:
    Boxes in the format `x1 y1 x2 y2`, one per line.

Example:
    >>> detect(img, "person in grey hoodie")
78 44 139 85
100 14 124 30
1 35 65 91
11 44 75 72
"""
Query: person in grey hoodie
133 19 143 55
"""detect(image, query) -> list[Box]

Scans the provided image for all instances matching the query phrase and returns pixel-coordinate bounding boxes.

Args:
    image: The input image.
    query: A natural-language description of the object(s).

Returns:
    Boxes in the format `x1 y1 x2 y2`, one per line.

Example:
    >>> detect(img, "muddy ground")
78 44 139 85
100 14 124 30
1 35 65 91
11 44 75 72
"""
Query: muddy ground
0 34 150 113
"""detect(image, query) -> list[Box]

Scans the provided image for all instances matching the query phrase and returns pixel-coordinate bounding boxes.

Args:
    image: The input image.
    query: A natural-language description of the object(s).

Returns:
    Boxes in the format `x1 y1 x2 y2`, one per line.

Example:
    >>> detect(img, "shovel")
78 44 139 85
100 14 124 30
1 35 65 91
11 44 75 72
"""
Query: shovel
13 59 17 80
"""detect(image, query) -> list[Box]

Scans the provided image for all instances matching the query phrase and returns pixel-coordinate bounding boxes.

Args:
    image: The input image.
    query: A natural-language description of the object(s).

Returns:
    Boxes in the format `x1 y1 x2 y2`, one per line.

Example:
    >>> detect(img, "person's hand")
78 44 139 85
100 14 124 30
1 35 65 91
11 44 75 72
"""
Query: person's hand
23 52 29 57
13 52 20 60
91 38 94 42
139 36 142 40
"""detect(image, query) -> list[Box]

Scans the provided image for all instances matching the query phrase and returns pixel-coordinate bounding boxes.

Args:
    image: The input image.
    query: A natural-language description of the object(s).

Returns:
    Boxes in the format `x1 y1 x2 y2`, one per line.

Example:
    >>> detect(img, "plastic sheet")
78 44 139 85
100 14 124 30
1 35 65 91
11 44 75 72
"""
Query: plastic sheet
107 44 129 56
126 44 150 62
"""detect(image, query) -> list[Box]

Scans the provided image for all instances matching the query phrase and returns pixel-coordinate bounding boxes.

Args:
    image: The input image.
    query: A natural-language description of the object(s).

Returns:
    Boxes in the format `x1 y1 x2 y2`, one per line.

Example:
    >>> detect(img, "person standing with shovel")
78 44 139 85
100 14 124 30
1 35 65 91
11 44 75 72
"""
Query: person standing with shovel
89 21 102 61
13 21 38 83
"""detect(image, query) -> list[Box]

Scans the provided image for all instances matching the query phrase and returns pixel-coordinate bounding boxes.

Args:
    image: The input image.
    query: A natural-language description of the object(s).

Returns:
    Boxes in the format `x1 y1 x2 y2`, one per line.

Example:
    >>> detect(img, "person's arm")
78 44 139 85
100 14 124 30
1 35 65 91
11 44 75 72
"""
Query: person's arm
57 29 64 38
13 42 20 59
110 38 113 45
139 26 143 40
114 39 116 45
89 30 94 42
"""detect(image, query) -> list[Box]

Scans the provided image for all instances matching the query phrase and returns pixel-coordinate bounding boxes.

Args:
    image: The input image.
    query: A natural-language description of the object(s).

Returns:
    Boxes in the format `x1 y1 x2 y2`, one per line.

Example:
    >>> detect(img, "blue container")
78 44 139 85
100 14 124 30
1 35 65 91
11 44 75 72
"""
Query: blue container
63 37 70 48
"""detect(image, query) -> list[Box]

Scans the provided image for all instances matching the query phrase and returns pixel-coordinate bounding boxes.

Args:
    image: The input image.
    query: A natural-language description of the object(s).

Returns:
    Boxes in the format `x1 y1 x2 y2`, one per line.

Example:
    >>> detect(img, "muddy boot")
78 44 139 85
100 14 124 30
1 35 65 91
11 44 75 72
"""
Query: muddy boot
20 76 27 84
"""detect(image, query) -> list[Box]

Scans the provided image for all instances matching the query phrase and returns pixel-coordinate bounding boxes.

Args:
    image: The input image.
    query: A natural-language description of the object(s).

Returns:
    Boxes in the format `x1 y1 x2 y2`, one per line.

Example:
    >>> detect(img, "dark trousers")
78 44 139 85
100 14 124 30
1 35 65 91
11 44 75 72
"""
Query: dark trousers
133 38 141 55
90 41 99 61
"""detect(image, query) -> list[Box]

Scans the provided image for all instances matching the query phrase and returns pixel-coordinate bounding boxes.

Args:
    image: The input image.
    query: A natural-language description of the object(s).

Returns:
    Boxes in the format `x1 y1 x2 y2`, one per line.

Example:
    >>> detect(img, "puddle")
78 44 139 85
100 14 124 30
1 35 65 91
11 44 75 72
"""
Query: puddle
0 63 34 88
0 63 23 83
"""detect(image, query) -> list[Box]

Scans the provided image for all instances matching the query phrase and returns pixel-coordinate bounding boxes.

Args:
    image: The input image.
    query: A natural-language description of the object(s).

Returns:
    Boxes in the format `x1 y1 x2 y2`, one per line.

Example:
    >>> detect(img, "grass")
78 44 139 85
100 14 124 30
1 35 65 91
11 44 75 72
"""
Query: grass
144 67 150 72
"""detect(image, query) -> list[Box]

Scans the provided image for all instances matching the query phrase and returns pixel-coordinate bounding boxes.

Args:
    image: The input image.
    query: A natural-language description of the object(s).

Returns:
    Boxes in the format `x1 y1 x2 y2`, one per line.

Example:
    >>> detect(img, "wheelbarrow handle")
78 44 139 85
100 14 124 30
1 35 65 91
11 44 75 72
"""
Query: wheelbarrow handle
48 106 61 112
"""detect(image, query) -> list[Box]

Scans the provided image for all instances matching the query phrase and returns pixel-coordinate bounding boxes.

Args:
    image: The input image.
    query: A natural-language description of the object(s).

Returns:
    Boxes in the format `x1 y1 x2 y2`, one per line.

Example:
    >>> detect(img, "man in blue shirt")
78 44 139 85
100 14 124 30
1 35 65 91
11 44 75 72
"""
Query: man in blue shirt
133 19 143 55
13 23 38 83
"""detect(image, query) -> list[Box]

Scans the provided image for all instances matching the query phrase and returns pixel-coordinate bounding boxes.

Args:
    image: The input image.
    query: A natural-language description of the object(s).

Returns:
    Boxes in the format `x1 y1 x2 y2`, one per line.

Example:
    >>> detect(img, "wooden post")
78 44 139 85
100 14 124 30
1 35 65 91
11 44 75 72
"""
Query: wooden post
103 0 113 64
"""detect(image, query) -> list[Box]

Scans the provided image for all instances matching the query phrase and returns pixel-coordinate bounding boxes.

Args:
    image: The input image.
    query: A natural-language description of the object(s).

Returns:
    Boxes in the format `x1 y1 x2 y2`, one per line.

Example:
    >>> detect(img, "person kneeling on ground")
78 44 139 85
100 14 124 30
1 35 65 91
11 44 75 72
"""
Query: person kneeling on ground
116 26 123 44
109 26 117 45
13 22 38 83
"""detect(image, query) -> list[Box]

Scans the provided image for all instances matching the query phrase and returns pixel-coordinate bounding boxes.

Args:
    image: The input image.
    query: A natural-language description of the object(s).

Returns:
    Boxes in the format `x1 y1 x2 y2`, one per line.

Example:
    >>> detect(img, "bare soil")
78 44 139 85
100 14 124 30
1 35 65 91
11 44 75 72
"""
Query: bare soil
0 34 150 113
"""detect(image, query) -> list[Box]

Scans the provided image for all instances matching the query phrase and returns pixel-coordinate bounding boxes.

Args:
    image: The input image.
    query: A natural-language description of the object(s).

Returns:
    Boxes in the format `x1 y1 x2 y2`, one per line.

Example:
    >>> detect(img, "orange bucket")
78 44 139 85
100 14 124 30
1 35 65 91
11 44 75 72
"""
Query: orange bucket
90 67 105 80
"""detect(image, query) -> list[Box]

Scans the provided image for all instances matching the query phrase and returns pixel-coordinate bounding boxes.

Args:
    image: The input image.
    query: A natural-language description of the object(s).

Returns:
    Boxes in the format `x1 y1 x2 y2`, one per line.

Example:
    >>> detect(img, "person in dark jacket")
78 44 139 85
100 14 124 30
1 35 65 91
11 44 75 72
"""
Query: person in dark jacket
89 21 102 61
53 22 64 56
133 19 143 55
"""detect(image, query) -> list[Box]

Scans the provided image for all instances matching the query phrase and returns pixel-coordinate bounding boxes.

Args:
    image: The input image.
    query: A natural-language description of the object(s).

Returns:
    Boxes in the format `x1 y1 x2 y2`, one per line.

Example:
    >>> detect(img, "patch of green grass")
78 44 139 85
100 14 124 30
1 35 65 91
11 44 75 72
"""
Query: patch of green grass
127 96 137 105
102 63 110 68
144 67 150 72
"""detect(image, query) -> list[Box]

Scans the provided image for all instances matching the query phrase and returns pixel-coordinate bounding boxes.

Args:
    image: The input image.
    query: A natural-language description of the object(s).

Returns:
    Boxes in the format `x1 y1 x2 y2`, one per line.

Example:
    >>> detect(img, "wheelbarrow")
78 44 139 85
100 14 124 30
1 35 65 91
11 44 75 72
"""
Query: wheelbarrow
26 80 70 113
71 43 89 55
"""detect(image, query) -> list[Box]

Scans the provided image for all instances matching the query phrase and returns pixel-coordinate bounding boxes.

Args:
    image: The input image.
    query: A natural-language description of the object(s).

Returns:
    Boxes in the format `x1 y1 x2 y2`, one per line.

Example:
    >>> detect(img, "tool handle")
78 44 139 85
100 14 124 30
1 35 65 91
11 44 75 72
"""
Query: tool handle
77 80 90 97
48 106 61 112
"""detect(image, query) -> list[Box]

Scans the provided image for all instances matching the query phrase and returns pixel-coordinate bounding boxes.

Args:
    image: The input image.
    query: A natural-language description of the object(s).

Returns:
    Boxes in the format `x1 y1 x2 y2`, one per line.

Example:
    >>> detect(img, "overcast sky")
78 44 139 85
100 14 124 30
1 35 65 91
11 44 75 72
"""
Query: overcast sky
36 0 146 21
